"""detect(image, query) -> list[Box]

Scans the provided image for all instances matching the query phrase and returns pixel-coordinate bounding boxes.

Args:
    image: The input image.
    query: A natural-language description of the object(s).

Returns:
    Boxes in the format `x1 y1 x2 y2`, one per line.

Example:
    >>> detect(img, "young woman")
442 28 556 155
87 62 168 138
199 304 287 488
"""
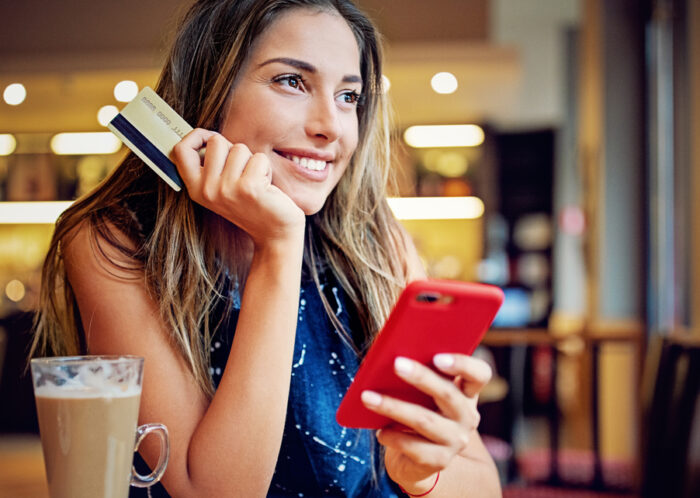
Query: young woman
32 1 501 496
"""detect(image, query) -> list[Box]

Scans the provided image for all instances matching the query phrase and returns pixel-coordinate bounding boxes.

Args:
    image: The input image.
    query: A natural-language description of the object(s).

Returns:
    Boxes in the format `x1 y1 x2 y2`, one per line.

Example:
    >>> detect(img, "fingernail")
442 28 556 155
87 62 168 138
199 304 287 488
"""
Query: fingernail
394 356 414 375
375 429 382 438
361 390 382 407
434 354 455 369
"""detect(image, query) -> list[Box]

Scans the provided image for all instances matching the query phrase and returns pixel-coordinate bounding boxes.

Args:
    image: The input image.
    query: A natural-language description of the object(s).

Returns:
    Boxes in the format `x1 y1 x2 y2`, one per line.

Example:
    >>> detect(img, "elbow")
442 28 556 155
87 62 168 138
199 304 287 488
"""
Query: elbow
167 481 271 498
164 455 275 497
480 455 503 498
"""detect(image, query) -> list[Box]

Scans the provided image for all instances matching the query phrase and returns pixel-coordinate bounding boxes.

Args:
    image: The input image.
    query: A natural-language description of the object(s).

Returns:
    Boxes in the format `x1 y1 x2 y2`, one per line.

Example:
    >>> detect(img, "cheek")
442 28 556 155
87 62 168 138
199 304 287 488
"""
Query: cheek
221 92 282 145
349 128 359 151
344 120 360 158
334 135 358 181
223 113 280 149
332 156 353 190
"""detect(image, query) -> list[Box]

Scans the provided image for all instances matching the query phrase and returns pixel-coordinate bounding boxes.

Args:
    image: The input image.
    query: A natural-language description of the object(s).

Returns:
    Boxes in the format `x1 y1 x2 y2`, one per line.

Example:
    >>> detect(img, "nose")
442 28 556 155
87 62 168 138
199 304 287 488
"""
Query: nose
305 94 342 143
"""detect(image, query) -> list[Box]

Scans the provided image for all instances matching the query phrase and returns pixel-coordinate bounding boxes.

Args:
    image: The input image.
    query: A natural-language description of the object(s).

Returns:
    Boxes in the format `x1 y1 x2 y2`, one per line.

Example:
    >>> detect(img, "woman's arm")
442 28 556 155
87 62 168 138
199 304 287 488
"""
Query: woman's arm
65 131 307 497
65 222 303 498
374 225 502 497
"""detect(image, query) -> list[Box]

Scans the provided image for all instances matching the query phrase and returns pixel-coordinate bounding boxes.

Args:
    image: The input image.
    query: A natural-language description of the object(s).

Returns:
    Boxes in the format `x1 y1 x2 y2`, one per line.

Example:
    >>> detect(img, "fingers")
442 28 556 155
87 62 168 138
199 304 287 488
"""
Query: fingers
361 355 487 444
224 144 254 179
219 144 253 196
377 428 449 473
169 129 304 243
361 390 466 448
434 354 492 398
239 152 272 186
171 128 218 190
367 356 493 489
172 130 265 202
392 357 467 420
391 355 488 419
201 134 232 197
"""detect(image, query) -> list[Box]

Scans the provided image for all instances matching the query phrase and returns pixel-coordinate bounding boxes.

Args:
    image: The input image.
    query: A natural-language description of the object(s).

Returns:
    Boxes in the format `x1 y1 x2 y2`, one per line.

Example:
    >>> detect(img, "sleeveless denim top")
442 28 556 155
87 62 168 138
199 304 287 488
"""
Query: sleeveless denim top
133 265 403 497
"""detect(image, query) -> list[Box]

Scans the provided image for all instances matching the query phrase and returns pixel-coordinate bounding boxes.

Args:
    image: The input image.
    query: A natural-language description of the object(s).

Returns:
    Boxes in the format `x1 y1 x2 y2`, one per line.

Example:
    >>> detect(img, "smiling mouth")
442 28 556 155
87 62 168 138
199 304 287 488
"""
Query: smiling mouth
279 152 328 172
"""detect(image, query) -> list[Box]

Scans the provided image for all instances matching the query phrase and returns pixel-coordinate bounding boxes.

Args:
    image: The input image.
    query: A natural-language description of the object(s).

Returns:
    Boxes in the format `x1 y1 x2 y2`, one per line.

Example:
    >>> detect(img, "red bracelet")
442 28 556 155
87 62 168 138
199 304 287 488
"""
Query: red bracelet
398 472 440 497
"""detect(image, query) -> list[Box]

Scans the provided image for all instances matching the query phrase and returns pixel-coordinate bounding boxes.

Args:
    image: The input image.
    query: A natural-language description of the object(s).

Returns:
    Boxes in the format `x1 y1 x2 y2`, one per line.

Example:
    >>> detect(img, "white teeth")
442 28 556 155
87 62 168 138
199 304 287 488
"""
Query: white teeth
285 154 327 171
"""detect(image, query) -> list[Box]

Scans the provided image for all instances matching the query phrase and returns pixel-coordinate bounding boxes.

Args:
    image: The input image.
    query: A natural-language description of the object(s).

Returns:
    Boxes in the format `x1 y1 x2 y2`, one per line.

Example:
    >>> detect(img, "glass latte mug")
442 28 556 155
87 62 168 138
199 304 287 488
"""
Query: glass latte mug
30 356 169 498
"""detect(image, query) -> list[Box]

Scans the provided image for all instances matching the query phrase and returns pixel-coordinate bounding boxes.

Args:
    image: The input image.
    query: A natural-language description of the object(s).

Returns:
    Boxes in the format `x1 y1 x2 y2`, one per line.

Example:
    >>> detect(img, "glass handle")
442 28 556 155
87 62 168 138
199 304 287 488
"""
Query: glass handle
131 423 170 488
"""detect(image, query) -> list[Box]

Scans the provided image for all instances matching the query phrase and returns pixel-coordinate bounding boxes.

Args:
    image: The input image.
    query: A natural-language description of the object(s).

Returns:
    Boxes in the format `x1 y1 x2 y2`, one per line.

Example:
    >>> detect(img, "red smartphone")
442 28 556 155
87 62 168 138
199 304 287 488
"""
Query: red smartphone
336 279 504 429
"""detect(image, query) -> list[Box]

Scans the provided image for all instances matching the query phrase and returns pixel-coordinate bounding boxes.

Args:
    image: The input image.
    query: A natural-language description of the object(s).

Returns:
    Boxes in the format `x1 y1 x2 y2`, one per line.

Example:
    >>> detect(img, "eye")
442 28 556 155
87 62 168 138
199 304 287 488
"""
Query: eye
340 91 362 106
273 73 304 90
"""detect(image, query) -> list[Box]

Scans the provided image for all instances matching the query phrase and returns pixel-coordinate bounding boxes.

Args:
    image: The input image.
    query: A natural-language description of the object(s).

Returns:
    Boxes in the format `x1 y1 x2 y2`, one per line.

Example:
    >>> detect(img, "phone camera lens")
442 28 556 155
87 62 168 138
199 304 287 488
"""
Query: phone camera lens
416 292 440 303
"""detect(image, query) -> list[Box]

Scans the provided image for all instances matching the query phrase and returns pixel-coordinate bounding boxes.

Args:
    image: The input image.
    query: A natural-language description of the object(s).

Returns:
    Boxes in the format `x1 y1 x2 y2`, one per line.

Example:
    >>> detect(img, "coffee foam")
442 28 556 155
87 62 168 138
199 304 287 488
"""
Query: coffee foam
33 361 142 398
34 384 141 399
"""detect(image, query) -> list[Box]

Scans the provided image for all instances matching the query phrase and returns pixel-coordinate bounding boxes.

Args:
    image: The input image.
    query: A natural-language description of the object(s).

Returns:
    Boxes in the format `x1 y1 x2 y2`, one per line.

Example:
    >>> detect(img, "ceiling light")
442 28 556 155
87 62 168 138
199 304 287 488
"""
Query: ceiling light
5 279 26 302
435 152 469 177
3 83 27 105
404 125 485 148
388 196 484 220
0 134 17 155
97 105 119 127
114 80 139 102
0 201 73 224
430 72 458 94
50 132 122 155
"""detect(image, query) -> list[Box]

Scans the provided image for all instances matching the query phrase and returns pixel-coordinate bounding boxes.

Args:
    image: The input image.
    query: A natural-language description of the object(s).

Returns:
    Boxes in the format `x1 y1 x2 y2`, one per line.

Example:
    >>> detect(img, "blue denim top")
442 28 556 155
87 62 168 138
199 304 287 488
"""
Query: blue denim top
131 266 403 497
121 193 404 497
207 267 403 497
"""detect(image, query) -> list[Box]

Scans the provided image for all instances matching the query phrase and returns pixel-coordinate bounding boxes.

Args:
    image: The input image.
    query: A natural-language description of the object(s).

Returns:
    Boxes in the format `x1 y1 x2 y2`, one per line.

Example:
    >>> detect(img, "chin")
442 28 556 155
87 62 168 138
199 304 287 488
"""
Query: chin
295 197 328 217
300 204 325 216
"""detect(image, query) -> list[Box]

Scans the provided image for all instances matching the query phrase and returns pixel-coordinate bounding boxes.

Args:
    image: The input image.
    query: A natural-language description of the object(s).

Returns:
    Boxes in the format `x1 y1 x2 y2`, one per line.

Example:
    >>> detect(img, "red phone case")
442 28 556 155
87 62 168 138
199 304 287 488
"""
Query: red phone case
336 279 504 429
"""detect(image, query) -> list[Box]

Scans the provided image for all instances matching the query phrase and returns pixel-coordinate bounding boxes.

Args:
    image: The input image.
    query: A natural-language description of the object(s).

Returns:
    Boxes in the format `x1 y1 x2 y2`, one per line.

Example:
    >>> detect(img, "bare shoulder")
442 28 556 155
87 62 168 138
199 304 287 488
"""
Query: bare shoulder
61 220 157 350
62 219 140 284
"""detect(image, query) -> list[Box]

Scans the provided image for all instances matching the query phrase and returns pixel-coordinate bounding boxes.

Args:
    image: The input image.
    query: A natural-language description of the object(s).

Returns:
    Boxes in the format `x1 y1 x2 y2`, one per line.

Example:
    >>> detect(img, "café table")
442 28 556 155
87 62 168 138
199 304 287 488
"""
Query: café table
0 434 48 498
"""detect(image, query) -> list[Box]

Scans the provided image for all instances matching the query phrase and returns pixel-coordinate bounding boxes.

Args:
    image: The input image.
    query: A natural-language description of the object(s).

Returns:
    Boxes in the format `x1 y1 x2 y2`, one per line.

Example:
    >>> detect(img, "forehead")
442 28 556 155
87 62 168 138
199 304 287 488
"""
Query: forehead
249 8 361 74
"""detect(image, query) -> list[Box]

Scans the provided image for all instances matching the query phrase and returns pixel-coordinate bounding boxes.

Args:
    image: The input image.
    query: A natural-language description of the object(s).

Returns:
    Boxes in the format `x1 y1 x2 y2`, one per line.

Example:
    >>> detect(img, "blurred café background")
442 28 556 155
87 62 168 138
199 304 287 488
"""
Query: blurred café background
1 0 699 497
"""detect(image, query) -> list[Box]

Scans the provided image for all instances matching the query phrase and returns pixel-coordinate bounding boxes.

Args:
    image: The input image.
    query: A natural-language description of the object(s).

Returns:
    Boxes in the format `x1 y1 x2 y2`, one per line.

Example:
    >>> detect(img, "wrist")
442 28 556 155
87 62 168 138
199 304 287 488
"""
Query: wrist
254 227 305 258
398 472 440 497
252 232 304 270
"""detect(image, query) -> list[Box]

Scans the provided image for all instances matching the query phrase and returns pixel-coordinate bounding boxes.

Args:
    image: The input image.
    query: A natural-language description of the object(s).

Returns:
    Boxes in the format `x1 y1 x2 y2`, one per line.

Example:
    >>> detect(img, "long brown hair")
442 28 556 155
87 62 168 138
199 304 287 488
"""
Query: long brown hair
32 0 408 397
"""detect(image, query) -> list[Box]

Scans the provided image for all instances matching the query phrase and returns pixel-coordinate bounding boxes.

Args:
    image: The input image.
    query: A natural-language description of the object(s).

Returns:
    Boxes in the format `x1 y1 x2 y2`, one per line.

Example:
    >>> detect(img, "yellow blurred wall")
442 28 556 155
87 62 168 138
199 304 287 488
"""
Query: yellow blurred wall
400 218 483 281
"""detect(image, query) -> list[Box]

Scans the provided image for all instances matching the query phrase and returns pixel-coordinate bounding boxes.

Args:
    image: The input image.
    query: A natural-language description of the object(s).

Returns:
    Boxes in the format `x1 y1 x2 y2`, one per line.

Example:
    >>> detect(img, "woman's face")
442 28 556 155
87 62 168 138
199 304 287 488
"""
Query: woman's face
220 8 362 215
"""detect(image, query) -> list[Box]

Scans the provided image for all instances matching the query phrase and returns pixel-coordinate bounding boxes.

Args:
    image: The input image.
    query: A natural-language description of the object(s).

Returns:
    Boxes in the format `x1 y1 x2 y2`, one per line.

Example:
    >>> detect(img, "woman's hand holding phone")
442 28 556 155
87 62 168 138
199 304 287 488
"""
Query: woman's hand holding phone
335 279 503 494
362 353 493 494
171 128 305 248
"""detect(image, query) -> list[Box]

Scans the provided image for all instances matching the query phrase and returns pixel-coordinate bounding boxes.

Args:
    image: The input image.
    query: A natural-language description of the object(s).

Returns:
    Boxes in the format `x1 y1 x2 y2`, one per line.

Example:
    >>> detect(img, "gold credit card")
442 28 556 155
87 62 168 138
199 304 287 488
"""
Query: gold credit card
108 87 191 191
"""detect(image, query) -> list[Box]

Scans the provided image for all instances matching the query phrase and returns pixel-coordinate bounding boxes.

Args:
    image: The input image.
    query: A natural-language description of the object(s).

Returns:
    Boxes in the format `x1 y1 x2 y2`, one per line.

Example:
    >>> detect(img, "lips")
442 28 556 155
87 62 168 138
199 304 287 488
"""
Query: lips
283 153 327 171
273 148 335 174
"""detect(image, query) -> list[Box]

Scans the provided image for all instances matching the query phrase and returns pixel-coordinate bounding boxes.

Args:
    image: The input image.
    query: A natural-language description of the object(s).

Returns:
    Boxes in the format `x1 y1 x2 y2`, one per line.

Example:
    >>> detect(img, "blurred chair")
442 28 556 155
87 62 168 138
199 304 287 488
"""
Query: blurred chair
0 311 39 434
640 334 700 498
482 330 579 487
0 326 6 386
496 329 700 498
483 328 641 496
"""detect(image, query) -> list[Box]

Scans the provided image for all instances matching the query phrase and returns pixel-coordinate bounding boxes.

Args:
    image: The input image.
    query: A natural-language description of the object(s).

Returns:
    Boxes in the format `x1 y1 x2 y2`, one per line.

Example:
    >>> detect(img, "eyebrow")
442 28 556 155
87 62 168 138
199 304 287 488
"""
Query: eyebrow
258 57 362 84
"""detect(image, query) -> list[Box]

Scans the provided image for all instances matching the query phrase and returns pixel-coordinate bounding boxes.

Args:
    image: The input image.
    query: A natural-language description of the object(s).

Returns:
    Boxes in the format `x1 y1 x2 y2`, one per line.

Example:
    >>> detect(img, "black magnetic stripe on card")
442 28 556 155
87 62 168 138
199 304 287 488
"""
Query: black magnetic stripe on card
109 114 183 188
